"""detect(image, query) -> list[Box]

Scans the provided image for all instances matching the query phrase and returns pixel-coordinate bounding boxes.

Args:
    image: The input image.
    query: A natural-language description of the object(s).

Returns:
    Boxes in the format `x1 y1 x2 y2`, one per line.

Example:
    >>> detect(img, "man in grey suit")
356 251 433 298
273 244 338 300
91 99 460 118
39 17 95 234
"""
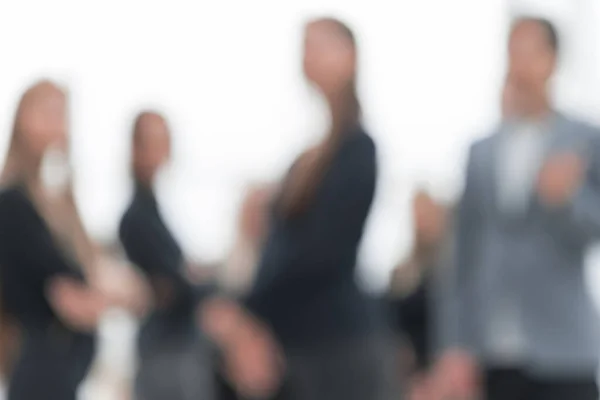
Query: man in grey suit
437 17 600 400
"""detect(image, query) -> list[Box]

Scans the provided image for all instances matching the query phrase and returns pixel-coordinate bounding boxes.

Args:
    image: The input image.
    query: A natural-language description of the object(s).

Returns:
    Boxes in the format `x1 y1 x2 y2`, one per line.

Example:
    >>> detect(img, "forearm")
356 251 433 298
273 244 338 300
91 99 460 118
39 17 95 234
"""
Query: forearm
279 139 338 218
48 277 107 331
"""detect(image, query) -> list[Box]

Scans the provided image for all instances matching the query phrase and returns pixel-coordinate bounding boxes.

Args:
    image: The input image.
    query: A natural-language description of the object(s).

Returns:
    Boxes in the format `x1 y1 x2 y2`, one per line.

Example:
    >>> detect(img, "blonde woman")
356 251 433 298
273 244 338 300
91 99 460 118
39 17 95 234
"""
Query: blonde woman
0 80 139 400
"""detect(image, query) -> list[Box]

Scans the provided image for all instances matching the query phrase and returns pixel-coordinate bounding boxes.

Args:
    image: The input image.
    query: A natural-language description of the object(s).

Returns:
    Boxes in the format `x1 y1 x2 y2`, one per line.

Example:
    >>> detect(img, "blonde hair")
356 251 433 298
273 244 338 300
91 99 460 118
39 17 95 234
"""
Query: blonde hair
2 80 66 184
1 79 97 273
221 183 273 294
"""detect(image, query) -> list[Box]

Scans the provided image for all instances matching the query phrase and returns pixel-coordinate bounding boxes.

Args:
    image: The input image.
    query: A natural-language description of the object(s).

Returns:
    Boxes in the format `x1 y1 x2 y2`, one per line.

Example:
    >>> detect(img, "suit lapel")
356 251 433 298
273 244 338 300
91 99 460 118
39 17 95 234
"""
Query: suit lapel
483 124 508 223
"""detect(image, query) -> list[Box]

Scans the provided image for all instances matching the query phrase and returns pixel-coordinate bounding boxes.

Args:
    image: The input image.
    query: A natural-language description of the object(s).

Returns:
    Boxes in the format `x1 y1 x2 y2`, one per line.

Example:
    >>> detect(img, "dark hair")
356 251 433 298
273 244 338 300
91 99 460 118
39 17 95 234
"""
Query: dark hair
512 17 559 54
310 17 361 136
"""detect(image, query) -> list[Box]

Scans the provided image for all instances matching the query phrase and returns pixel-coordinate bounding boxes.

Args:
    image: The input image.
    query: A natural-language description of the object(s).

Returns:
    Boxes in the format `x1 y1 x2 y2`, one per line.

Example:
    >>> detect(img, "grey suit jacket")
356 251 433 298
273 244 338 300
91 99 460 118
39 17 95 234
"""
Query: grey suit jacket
444 112 600 377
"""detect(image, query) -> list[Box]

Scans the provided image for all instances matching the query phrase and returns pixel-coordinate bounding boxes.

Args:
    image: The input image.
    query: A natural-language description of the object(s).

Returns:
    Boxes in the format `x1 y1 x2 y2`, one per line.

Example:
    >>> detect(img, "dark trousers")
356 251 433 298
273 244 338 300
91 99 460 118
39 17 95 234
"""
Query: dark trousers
8 330 94 400
486 368 598 400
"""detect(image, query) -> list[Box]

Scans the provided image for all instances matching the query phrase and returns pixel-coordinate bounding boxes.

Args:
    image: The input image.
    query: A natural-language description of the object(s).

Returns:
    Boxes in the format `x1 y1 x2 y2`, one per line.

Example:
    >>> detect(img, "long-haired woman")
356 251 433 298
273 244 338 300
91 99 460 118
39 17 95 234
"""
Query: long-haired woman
244 17 397 400
0 80 109 400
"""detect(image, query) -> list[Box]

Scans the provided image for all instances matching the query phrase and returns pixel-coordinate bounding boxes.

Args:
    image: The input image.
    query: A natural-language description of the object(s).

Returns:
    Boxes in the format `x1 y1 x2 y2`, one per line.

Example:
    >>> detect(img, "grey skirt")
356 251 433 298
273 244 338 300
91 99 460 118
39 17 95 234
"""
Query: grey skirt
135 333 216 400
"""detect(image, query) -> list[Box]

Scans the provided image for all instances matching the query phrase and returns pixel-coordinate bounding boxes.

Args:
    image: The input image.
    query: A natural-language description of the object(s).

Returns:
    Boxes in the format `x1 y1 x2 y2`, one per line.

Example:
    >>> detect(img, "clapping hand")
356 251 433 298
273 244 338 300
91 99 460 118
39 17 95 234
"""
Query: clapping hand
201 298 284 398
537 152 586 207
430 349 480 400
92 258 151 316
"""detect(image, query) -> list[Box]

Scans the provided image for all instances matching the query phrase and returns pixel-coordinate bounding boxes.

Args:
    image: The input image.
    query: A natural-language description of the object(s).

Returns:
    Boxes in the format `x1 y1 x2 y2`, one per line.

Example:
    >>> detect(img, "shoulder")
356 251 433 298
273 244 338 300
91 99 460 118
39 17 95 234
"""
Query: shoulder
119 201 144 238
471 128 498 152
465 136 491 164
343 127 376 161
352 127 376 149
558 113 600 138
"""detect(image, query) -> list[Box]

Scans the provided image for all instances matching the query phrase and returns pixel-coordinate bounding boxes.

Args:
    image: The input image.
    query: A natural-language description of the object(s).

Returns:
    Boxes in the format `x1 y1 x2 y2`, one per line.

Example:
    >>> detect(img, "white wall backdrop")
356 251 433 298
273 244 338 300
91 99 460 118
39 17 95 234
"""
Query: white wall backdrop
2 1 600 399
0 0 598 294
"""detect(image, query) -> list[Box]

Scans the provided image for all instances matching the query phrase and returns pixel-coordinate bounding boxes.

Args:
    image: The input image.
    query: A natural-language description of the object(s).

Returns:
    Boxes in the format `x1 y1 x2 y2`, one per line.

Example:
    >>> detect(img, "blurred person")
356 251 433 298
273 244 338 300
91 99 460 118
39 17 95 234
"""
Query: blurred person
220 184 273 296
426 77 518 399
437 17 600 400
244 17 397 400
388 190 452 399
216 183 277 400
0 80 119 400
120 111 282 400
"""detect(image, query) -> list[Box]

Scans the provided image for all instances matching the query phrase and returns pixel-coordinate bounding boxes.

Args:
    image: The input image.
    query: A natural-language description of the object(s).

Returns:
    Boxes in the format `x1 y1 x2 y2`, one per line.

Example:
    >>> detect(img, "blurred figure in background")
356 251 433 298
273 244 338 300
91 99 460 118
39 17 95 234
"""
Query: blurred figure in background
244 17 397 400
429 78 517 400
0 80 119 400
216 184 275 400
438 17 600 400
119 111 281 400
220 183 273 296
388 190 452 400
0 298 19 381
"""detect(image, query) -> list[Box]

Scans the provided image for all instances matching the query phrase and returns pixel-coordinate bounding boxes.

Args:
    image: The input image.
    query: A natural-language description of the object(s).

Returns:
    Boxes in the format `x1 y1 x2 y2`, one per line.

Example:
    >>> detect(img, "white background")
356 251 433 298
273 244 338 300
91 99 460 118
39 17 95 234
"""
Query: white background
2 0 600 398
1 0 599 292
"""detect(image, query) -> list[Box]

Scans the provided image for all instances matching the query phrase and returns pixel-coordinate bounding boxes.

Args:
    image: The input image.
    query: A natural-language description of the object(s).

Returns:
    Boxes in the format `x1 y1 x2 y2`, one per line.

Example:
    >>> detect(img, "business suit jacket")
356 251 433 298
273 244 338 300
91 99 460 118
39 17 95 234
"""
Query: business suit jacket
447 112 600 377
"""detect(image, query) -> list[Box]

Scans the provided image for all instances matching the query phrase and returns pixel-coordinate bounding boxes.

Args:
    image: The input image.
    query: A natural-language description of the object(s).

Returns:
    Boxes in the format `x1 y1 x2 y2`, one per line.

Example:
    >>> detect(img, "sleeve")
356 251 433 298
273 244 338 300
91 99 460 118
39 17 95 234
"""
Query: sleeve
246 137 376 311
324 136 377 230
301 136 376 274
0 190 83 284
395 282 428 338
549 128 600 244
440 144 482 354
119 212 215 312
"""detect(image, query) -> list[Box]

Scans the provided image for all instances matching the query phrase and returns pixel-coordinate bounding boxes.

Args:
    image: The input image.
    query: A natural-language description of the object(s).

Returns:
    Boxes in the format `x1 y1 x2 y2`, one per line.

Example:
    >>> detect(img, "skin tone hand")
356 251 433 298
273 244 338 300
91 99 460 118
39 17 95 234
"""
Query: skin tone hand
92 258 151 317
431 349 480 400
47 277 107 332
200 298 284 398
537 152 586 207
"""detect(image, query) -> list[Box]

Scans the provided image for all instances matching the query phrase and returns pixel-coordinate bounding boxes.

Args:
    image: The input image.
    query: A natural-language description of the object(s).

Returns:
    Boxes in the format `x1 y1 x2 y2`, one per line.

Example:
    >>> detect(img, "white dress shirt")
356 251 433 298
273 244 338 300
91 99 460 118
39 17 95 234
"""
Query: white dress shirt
497 122 545 216
487 121 546 364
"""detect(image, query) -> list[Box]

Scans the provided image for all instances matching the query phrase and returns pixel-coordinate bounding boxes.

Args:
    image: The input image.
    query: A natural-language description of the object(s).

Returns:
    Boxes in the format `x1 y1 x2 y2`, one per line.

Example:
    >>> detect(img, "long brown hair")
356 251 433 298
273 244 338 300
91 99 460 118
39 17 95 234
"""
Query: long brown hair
313 17 362 137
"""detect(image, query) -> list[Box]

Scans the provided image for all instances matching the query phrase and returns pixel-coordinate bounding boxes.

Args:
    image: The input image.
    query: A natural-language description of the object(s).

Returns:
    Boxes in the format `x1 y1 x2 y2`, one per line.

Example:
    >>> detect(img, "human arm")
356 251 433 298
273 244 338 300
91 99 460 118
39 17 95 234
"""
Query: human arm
119 211 216 314
433 145 483 397
538 129 600 244
247 135 376 310
277 136 341 219
199 296 284 399
0 189 106 332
